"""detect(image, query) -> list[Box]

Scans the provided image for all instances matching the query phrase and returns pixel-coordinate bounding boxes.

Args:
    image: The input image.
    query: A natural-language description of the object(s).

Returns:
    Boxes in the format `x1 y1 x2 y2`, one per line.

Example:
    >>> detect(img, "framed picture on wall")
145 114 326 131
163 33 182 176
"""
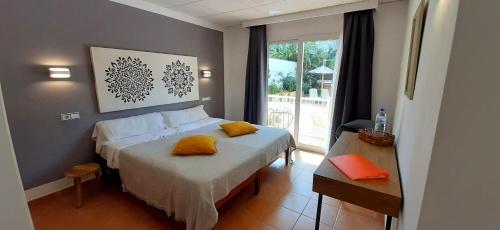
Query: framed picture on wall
405 0 428 100
90 47 200 113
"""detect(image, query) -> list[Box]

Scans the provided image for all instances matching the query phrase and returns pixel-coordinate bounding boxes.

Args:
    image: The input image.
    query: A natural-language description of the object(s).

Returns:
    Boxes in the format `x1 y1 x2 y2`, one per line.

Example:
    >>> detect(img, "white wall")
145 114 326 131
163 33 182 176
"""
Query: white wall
223 26 249 120
392 1 460 229
224 4 407 122
0 83 34 230
372 0 408 127
267 14 342 42
417 0 500 229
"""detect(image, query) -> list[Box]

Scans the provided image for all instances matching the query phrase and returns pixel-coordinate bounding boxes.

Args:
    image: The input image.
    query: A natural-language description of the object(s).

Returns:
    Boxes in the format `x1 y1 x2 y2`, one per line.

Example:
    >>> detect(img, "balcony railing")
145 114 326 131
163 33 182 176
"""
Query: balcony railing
267 95 329 106
267 95 331 148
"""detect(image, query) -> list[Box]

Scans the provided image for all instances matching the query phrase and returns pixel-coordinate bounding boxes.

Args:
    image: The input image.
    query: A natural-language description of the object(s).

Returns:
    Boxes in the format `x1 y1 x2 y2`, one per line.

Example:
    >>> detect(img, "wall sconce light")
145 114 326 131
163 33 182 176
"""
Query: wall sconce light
201 70 211 78
49 67 71 78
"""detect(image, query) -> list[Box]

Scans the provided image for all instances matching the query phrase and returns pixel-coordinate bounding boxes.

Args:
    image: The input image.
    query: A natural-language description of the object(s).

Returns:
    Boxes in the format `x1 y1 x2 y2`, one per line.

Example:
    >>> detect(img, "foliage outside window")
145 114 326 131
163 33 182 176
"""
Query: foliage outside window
267 41 337 96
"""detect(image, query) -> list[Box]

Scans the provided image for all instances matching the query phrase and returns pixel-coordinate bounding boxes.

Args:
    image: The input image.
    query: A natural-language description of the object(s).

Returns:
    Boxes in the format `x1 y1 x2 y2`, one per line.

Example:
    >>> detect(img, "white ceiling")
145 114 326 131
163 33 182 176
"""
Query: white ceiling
143 0 366 26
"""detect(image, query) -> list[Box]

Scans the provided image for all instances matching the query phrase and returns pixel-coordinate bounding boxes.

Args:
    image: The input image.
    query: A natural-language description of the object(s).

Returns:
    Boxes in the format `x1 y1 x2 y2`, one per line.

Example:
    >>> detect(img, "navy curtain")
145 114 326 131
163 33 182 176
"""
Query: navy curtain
244 25 268 125
330 10 374 147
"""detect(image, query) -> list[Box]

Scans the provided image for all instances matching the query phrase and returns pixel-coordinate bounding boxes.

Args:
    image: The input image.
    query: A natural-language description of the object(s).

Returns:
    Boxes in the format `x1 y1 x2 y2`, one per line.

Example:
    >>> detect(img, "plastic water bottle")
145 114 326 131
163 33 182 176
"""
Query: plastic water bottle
374 108 387 134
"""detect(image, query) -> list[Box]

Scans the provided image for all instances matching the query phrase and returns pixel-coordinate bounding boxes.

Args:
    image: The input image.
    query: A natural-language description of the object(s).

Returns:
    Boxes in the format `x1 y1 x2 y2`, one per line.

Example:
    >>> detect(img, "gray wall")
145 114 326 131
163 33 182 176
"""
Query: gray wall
0 0 224 189
0 83 34 229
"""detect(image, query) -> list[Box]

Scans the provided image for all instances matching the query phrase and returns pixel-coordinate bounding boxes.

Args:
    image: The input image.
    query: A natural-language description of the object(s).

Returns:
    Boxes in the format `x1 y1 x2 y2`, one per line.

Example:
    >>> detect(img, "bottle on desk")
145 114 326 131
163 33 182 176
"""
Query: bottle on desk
374 108 387 136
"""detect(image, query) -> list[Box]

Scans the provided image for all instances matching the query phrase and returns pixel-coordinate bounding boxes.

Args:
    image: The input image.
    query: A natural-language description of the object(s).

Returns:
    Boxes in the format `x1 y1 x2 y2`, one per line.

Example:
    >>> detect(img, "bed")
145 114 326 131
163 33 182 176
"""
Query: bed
92 106 295 230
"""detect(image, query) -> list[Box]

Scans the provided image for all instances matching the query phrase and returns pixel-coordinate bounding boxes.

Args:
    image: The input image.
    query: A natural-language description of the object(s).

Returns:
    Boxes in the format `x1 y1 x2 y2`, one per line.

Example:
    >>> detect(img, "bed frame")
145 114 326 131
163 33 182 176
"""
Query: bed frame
98 147 292 210
215 147 291 209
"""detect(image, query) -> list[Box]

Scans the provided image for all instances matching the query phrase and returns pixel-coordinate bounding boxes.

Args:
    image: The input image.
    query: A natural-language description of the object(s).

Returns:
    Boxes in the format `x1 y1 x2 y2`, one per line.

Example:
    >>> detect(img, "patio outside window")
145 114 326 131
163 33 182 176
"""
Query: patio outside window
267 39 339 153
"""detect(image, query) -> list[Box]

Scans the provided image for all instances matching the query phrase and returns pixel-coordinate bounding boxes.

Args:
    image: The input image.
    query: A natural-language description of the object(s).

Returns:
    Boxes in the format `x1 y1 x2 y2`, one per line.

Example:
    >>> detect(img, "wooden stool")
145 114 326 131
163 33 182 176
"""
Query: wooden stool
64 163 101 208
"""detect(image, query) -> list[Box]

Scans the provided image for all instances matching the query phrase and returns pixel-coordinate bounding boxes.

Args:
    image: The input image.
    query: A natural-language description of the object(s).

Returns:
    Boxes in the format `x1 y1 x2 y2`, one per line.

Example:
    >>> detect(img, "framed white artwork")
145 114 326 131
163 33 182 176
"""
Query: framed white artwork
90 47 199 113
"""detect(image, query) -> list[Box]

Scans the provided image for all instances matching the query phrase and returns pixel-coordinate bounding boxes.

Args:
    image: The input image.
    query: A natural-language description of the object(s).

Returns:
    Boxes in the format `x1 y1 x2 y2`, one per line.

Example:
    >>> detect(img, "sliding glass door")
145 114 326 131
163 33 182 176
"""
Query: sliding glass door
267 41 298 137
267 38 339 153
297 39 338 152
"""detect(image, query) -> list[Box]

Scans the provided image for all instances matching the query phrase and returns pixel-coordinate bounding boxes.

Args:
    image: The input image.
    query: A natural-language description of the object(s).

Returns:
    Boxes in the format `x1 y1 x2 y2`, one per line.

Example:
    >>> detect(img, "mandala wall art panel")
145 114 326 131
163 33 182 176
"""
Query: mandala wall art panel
90 47 199 113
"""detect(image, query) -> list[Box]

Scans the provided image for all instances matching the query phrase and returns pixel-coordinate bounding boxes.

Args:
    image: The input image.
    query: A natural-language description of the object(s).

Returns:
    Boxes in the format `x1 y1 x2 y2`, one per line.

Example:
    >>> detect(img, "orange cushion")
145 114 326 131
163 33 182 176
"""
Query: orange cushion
173 135 217 155
220 121 258 137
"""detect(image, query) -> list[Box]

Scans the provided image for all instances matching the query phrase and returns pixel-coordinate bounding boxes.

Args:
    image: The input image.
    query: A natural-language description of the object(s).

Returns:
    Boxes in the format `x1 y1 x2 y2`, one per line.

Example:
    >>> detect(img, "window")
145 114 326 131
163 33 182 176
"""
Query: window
267 38 339 153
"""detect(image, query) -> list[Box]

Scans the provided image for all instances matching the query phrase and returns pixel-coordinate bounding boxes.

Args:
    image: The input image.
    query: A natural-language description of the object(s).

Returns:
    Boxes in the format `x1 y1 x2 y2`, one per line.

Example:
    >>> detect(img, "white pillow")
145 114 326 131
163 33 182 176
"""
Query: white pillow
186 105 209 122
94 112 166 142
162 110 190 128
161 105 209 127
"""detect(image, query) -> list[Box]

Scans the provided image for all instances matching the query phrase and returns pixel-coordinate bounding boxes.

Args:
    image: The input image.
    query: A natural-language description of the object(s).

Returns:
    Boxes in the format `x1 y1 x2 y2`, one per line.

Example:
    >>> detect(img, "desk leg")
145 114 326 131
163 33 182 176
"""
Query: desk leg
386 216 392 230
315 194 323 230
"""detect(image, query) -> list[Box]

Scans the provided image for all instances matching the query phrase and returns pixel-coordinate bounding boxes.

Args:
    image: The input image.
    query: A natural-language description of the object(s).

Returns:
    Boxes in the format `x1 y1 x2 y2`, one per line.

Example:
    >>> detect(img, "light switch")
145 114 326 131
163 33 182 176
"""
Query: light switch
70 112 80 119
202 97 211 101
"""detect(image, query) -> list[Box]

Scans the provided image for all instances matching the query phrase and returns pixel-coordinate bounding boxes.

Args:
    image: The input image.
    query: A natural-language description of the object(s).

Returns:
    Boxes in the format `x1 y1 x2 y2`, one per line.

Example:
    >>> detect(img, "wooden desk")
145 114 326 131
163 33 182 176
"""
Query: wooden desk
312 132 402 230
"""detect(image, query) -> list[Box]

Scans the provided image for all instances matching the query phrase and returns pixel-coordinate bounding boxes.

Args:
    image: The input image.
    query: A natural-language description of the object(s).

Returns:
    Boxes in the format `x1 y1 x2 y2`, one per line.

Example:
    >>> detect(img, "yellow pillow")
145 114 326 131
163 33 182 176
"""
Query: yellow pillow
173 135 217 155
220 121 259 137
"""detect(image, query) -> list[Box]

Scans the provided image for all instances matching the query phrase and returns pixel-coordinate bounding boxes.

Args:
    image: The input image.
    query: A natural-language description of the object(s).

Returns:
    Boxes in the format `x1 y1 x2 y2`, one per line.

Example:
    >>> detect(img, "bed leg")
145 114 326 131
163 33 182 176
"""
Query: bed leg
285 148 290 167
254 170 261 195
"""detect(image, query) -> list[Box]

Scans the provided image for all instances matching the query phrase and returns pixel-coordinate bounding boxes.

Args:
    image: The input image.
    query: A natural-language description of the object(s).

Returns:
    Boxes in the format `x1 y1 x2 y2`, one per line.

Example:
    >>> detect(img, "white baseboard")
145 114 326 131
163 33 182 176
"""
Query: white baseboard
25 174 96 201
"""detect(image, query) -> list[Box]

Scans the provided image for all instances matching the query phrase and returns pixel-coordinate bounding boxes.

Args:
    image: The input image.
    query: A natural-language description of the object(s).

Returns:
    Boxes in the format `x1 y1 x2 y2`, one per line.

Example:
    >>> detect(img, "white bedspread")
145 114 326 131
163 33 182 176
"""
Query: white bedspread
96 117 222 169
118 120 295 230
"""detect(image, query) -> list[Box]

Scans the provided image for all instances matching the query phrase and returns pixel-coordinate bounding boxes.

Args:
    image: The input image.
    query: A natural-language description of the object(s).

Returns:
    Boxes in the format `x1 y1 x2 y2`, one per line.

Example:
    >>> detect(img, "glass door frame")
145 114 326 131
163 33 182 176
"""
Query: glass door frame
267 33 342 154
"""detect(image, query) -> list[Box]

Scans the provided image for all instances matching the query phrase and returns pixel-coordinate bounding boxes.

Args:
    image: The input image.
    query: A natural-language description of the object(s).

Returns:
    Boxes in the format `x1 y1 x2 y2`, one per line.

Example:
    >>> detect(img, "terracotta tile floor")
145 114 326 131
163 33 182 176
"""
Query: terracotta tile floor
29 150 384 230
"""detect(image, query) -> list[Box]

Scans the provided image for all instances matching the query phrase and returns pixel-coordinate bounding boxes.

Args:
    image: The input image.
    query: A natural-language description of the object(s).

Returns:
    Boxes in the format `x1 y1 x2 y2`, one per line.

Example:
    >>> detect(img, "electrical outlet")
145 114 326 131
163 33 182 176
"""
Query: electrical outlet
60 113 71 121
60 112 80 121
202 97 211 101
